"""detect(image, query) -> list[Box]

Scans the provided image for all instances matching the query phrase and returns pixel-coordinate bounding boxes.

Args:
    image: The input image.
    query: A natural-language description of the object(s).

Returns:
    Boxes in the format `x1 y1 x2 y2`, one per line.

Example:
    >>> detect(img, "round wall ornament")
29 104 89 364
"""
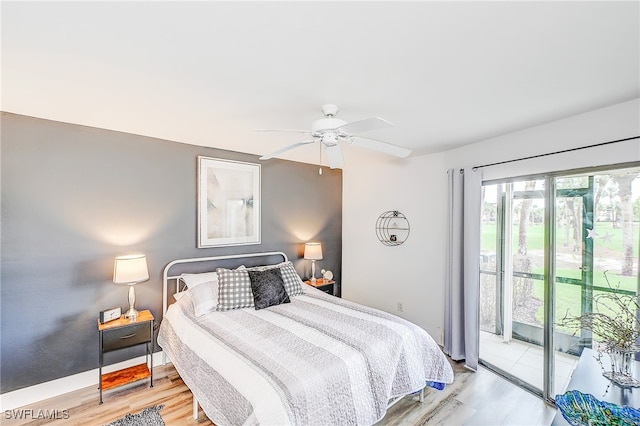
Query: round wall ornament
375 211 410 246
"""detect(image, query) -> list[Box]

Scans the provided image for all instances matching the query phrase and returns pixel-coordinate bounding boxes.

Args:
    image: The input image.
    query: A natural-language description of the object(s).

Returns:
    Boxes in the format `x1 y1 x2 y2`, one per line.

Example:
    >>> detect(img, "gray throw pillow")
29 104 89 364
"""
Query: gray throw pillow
245 261 305 297
248 269 290 310
216 268 255 311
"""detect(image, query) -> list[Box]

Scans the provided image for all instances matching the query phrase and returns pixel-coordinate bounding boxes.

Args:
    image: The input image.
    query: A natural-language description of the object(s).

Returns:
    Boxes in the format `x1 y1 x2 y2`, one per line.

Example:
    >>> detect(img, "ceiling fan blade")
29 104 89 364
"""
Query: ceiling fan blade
336 117 394 135
324 144 344 169
255 128 313 135
349 136 412 158
259 140 316 160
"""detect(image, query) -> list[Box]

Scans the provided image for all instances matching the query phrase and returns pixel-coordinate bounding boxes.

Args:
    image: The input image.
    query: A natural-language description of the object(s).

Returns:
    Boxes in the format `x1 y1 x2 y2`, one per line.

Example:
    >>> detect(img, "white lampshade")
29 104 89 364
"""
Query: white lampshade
304 243 323 260
113 254 149 321
113 254 149 284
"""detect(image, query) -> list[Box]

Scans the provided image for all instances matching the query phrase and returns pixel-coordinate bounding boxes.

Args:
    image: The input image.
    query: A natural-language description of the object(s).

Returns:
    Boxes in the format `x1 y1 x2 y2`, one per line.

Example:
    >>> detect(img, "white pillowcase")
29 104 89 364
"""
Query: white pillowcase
180 271 219 289
179 271 220 316
190 281 219 317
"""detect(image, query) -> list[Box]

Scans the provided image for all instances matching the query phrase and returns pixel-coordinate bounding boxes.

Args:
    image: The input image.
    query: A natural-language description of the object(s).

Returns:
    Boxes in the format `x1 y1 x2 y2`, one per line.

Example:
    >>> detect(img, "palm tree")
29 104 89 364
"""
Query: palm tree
613 173 638 276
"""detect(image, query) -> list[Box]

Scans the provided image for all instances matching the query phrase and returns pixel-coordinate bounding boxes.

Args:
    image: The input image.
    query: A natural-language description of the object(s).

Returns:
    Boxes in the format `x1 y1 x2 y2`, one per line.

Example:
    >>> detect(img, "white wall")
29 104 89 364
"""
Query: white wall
342 153 449 342
342 98 639 344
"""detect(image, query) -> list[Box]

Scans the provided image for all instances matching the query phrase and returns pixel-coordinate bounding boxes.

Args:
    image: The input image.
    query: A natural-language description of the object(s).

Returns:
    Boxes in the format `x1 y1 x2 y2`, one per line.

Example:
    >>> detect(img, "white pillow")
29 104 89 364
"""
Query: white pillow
190 281 219 317
173 291 186 301
180 272 219 289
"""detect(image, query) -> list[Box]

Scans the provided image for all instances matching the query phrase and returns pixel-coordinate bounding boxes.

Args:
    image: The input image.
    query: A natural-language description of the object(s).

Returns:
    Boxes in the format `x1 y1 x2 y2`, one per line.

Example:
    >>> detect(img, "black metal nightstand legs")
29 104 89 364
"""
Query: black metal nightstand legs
97 310 154 404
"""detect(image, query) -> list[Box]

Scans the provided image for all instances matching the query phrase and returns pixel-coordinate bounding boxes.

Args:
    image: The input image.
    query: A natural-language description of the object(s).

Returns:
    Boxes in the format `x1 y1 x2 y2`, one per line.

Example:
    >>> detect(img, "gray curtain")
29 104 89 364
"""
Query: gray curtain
444 167 482 371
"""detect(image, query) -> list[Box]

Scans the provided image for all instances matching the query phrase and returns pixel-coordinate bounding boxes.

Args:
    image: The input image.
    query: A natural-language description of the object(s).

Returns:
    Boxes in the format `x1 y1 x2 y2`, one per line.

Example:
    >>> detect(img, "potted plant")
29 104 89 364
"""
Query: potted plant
558 272 640 387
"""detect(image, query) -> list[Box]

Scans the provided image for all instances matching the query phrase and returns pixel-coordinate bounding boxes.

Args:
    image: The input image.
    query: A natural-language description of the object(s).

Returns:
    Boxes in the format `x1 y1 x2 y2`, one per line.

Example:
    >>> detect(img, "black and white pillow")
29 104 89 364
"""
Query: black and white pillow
248 268 290 310
216 268 255 311
278 262 305 297
246 261 304 298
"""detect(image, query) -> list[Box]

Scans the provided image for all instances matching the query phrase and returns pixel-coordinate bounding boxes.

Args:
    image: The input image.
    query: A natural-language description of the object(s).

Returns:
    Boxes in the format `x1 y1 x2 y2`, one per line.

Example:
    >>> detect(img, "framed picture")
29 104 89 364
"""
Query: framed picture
197 156 261 248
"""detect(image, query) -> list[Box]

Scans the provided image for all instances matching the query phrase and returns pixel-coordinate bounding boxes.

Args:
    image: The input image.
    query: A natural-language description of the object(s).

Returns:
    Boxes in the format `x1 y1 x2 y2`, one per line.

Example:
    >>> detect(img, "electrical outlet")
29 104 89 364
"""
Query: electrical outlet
397 302 404 312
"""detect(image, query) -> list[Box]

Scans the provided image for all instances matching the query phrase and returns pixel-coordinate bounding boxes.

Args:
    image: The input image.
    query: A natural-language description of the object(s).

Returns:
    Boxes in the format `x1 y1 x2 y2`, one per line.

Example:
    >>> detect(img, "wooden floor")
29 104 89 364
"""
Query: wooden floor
3 359 557 426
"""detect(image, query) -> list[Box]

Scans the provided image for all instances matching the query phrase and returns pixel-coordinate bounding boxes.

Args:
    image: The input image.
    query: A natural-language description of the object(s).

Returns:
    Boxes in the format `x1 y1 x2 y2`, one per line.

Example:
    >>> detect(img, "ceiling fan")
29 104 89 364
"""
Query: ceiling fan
257 104 412 169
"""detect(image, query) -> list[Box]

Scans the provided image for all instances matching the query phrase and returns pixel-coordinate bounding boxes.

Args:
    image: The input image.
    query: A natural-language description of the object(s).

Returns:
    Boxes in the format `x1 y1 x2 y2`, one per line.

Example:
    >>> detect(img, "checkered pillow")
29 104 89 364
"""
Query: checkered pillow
278 262 305 297
247 261 304 298
216 268 254 311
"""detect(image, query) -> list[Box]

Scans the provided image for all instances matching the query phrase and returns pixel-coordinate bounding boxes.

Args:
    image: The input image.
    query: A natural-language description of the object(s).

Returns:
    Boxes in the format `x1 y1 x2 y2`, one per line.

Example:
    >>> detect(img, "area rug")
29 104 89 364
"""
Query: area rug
379 360 474 425
105 405 165 426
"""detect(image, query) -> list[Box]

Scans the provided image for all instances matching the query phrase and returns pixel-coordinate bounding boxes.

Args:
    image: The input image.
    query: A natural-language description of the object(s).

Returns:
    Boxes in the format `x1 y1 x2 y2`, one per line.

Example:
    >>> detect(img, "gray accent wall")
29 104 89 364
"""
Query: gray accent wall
0 112 342 393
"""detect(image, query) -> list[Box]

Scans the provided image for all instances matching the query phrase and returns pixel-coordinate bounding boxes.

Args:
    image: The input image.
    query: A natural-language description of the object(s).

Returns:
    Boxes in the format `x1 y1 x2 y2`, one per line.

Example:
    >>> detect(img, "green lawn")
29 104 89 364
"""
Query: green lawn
529 271 638 332
481 220 639 333
482 221 639 257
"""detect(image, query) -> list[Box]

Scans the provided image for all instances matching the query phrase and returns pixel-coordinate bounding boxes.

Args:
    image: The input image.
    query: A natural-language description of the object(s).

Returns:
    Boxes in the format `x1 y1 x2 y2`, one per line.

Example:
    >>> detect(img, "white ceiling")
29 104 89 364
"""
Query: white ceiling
2 1 639 167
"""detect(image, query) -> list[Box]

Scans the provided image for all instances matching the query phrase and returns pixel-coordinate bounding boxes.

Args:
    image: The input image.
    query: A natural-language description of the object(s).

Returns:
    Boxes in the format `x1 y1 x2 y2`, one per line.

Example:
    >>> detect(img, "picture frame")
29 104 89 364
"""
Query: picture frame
197 156 261 248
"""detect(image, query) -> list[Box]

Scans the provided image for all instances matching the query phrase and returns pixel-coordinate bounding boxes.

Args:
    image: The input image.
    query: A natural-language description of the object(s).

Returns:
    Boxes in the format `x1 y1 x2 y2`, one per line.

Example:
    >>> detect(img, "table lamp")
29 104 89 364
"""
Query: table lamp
304 242 323 283
113 254 149 321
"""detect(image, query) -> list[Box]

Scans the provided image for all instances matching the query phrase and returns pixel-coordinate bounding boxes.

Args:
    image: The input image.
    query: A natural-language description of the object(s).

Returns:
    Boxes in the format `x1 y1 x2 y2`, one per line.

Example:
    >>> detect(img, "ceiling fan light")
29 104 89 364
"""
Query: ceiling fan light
257 104 411 165
321 133 338 145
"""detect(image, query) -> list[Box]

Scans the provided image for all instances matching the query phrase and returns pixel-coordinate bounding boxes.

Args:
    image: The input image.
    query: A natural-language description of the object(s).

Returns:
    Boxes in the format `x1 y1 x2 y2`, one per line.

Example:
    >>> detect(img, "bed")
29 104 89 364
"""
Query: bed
158 251 454 426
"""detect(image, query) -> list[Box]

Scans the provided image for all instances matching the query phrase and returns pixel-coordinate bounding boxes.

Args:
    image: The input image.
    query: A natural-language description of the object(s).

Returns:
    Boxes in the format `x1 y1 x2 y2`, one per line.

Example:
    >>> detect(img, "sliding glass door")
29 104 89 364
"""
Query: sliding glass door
479 164 639 401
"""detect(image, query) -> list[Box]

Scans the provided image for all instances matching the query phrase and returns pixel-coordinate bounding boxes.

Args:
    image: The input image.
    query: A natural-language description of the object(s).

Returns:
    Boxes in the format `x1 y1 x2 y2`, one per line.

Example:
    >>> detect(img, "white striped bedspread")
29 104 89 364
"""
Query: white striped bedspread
158 287 454 426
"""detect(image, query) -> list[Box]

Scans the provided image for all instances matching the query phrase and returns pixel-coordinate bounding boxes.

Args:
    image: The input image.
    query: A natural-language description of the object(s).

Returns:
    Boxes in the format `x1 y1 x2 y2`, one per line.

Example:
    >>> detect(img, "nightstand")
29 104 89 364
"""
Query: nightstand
305 278 336 296
98 309 154 404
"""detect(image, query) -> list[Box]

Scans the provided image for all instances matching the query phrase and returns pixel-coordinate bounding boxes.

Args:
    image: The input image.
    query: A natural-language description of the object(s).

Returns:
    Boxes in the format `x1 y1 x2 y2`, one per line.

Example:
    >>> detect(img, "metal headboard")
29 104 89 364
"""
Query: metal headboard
162 251 289 316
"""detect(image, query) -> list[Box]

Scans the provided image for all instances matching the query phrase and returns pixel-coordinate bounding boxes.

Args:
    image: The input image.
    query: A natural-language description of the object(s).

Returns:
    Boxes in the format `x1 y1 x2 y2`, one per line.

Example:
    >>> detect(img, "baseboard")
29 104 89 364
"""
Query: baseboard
0 351 164 412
